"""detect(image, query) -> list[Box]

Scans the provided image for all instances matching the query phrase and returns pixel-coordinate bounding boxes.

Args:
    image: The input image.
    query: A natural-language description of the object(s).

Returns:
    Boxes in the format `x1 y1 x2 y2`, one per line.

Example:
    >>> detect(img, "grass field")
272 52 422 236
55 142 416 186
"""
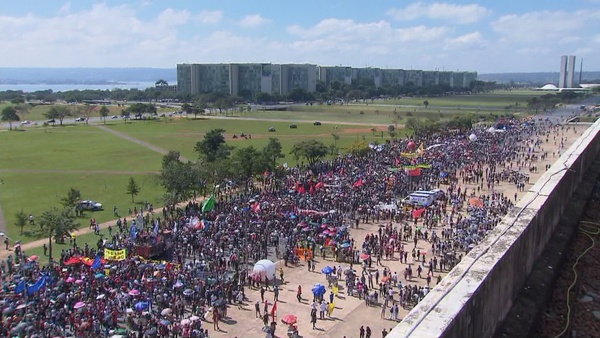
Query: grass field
107 118 395 162
0 89 547 250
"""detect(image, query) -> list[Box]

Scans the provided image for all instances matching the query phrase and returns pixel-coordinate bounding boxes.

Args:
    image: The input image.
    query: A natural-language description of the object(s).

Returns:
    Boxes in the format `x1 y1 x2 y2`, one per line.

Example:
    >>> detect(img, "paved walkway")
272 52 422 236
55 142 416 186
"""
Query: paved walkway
95 125 190 162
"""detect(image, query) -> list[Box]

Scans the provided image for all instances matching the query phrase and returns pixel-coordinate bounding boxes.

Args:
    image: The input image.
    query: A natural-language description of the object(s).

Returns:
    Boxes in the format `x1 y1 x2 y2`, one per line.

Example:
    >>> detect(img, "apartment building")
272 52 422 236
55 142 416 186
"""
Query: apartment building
177 63 477 96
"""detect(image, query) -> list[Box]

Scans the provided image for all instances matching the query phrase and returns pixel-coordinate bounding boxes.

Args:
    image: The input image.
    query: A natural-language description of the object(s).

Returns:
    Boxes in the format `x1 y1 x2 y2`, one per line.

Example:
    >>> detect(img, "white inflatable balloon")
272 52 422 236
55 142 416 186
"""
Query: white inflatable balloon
469 134 477 141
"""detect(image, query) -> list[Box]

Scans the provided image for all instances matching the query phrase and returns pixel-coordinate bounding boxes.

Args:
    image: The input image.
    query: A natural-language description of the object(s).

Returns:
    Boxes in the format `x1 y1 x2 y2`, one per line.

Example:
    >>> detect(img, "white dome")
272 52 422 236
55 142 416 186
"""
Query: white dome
540 84 558 90
253 259 276 279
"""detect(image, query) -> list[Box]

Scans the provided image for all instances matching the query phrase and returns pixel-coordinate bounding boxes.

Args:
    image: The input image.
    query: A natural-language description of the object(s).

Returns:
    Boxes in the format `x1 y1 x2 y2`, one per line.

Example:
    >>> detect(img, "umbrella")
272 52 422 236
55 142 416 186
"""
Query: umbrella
360 253 370 260
125 308 134 314
2 307 14 315
183 289 194 296
27 255 39 262
381 276 390 283
75 279 83 285
161 308 173 316
340 242 351 248
322 230 330 235
145 328 158 336
302 227 311 232
66 277 75 283
96 294 106 300
173 281 184 288
189 315 200 322
74 302 86 309
16 303 27 309
180 319 191 325
159 319 170 326
128 289 140 296
134 301 148 311
321 266 334 275
312 284 326 296
95 273 105 279
281 314 298 325
469 197 484 208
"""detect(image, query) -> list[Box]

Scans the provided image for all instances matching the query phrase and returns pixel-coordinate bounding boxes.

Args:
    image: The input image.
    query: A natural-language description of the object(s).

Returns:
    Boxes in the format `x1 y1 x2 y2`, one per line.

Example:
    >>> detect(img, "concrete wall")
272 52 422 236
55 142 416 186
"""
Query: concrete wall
390 120 600 338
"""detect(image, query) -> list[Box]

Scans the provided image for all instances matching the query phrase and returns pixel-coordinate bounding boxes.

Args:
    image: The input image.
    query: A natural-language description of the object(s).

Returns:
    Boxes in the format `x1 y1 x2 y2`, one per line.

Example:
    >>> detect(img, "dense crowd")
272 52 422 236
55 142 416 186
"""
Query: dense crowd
0 117 566 337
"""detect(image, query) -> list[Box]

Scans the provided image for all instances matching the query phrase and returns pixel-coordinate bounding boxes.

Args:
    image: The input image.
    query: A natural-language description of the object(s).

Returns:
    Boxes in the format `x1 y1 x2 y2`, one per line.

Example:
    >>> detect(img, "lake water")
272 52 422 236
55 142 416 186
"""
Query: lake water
0 82 157 92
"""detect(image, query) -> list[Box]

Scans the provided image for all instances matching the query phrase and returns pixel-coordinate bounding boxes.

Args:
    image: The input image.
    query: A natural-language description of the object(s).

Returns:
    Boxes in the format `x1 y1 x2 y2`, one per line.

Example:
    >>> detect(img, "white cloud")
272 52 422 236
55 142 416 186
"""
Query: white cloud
58 2 71 15
491 10 595 42
239 14 270 28
444 32 487 50
287 19 450 43
196 10 223 25
387 2 490 24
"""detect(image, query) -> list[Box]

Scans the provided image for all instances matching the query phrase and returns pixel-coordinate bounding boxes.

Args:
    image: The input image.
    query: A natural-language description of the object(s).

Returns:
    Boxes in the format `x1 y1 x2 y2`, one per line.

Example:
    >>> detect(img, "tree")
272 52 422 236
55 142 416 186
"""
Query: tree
231 146 264 189
60 188 81 209
1 106 19 130
262 137 284 170
126 177 141 202
121 108 131 122
290 140 328 167
159 158 198 207
14 103 30 122
195 129 232 162
347 140 371 157
15 209 27 235
155 79 168 87
77 104 96 125
99 106 110 124
38 207 79 260
44 105 72 126
423 100 429 109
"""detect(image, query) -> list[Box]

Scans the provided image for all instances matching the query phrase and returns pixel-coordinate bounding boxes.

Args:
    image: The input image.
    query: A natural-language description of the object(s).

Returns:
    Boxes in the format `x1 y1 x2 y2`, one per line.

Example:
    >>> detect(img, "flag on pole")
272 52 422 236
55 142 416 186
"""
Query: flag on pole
202 195 216 213
271 301 277 318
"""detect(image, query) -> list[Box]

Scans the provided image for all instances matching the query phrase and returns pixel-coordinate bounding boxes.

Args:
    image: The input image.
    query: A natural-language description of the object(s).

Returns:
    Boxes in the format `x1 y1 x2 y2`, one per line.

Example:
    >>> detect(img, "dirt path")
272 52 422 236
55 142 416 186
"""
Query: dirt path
95 125 190 162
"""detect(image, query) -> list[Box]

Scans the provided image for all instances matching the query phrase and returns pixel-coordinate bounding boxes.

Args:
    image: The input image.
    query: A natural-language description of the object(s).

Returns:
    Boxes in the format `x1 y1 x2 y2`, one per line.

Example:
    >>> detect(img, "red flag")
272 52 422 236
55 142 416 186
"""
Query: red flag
352 178 364 188
395 158 401 166
412 208 426 218
251 202 261 213
271 301 277 317
315 182 324 189
407 168 422 176
298 185 305 194
309 182 315 194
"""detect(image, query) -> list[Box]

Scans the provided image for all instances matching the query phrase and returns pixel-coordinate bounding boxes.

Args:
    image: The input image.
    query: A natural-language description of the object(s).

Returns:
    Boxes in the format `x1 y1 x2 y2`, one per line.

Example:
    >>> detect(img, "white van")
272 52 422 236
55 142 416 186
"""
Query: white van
403 192 436 207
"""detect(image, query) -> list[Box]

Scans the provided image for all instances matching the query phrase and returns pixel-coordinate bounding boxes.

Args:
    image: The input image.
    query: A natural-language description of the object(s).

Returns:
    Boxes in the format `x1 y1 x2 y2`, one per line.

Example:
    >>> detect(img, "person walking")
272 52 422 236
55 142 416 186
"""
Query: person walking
297 285 302 302
255 300 261 318
360 325 365 338
311 311 317 330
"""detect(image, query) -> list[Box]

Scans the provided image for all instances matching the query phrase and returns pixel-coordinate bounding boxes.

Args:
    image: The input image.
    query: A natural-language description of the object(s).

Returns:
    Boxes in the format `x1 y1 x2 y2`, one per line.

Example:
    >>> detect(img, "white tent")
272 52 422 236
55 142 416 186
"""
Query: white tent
253 259 276 280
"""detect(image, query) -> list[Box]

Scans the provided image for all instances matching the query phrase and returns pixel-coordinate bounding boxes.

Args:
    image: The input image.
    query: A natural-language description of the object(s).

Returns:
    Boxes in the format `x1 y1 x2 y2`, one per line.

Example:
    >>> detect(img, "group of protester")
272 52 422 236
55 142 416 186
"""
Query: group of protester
0 116 568 337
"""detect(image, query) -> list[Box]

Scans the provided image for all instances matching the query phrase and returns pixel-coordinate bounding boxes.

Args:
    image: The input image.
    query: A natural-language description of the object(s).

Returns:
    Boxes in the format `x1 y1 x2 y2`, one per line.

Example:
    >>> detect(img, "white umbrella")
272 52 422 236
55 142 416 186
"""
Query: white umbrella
161 308 173 316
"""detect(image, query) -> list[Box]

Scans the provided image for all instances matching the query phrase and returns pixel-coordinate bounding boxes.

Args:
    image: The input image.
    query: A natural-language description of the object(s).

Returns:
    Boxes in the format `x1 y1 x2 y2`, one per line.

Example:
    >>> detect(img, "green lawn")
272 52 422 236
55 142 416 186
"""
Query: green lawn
0 126 162 171
106 118 392 163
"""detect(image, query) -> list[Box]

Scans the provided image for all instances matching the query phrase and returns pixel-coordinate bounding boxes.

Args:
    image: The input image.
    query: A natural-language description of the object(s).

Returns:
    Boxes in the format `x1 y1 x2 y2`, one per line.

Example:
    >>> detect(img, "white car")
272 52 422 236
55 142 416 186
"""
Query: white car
75 117 84 122
21 120 31 125
77 200 103 211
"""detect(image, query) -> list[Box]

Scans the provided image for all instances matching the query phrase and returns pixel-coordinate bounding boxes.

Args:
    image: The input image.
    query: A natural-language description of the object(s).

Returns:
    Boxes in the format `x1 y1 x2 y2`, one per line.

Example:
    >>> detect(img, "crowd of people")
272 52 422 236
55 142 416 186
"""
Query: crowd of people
0 117 570 337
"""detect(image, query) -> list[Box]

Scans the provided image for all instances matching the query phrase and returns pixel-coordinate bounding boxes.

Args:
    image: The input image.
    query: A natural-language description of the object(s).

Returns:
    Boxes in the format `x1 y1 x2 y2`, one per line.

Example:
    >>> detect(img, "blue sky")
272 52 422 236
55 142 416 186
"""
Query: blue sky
1 0 598 73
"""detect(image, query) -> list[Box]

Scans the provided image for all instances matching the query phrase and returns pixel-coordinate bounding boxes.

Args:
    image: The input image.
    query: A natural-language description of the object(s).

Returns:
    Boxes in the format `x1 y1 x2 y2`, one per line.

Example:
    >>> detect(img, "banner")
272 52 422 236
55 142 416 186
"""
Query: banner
401 152 419 159
403 164 432 170
104 248 127 261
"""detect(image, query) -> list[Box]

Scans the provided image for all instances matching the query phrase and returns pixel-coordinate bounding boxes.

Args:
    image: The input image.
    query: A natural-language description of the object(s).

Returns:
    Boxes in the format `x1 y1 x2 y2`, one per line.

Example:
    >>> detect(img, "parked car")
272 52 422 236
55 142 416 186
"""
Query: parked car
21 120 31 125
77 200 103 211
268 127 276 132
289 124 298 129
111 115 118 119
313 121 322 126
47 119 55 124
75 117 84 122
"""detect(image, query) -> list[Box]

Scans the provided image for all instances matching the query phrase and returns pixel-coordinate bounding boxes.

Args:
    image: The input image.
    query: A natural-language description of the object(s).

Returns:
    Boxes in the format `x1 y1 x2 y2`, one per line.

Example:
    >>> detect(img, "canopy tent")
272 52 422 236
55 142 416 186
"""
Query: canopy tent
253 259 276 280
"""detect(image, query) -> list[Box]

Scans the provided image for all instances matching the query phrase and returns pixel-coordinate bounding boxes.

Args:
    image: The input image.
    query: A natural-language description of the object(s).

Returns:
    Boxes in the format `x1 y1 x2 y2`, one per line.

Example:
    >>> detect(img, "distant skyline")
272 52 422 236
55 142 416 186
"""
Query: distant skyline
1 1 599 73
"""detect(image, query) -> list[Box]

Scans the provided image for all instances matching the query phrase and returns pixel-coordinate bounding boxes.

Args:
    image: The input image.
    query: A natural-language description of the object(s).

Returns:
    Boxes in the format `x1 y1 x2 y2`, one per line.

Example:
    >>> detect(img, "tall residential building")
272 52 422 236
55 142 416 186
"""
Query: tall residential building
559 55 576 88
177 63 317 97
177 62 477 96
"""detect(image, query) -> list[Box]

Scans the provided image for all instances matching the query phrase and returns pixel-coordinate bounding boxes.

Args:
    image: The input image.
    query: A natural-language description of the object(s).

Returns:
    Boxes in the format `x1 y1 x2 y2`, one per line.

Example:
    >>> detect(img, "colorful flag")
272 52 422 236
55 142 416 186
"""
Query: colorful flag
91 254 103 269
202 195 216 213
251 202 261 213
15 280 25 294
352 178 364 188
26 275 46 295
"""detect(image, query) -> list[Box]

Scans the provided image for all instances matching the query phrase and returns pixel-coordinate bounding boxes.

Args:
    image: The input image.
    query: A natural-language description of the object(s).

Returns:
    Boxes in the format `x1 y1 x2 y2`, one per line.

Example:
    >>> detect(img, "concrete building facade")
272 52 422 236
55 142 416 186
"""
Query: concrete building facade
559 55 577 88
177 63 477 96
